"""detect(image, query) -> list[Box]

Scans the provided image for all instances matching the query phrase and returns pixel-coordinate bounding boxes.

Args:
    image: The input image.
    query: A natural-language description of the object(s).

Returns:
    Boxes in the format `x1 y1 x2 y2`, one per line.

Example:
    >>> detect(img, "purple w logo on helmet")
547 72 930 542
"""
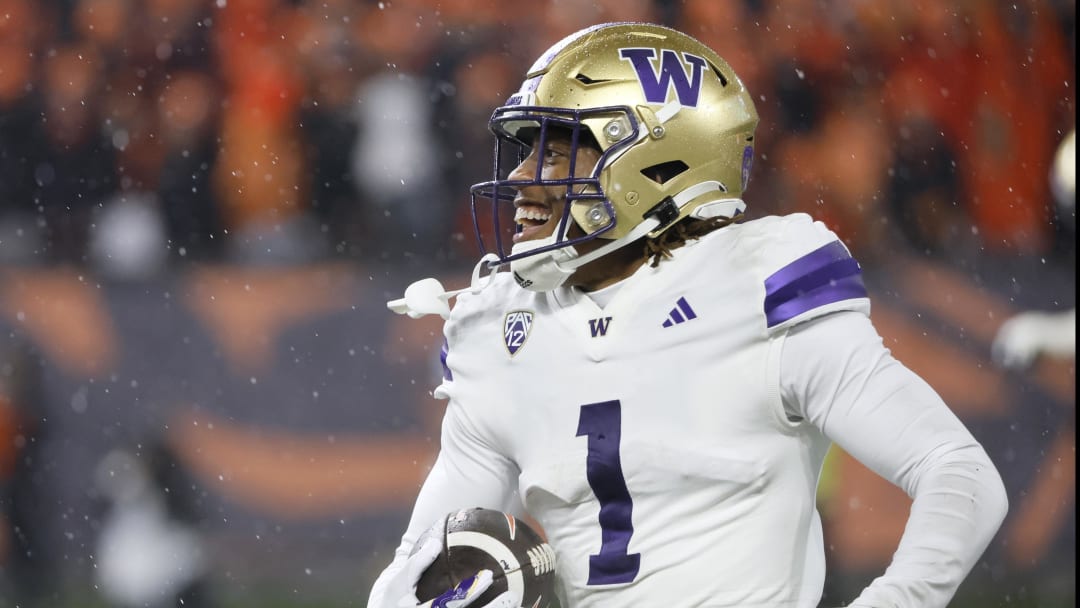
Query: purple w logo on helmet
619 48 708 107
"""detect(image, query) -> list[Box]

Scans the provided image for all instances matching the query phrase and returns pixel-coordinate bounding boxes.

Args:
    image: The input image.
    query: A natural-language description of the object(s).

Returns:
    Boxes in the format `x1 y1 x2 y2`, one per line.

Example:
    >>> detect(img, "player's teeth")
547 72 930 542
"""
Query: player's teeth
515 208 552 223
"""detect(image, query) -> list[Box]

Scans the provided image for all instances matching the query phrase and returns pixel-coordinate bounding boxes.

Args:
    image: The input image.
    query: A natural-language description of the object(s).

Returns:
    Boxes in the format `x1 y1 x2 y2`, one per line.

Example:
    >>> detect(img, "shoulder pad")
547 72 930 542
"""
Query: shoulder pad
749 214 871 333
434 271 524 400
446 270 520 326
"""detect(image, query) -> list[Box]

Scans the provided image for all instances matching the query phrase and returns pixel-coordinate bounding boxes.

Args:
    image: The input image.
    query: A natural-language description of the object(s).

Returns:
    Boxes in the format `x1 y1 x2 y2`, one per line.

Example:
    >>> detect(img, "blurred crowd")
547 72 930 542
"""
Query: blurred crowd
0 0 1073 271
0 0 1075 607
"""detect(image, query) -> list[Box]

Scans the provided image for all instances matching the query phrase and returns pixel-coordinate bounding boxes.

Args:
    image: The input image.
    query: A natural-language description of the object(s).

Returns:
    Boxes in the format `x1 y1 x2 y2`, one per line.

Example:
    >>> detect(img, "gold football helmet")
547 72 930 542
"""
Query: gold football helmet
470 22 759 289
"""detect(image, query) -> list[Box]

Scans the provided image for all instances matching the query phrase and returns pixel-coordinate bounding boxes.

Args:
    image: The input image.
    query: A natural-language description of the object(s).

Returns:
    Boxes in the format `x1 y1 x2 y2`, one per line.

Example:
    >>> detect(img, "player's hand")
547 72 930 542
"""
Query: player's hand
368 530 443 608
417 569 515 608
992 309 1076 369
388 533 441 607
388 529 514 608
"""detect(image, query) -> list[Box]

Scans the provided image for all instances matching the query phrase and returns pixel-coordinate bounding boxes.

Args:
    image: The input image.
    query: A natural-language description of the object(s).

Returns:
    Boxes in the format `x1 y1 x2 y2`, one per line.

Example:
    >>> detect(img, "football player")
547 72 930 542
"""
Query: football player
992 128 1075 369
372 22 1007 608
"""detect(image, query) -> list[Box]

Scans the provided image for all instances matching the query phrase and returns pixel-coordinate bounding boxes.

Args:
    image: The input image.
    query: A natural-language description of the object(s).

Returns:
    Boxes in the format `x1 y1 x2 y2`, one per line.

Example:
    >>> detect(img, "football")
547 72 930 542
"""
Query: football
413 507 557 607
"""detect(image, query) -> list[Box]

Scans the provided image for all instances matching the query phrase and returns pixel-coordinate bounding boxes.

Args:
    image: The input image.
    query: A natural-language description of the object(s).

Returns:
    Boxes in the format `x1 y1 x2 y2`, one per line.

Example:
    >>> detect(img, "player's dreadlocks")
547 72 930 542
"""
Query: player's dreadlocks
642 215 742 267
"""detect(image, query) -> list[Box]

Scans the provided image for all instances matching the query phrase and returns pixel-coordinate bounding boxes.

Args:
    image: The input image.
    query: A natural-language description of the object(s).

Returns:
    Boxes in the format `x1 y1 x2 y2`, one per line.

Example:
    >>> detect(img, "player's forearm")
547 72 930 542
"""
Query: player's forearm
848 444 1008 607
370 400 523 606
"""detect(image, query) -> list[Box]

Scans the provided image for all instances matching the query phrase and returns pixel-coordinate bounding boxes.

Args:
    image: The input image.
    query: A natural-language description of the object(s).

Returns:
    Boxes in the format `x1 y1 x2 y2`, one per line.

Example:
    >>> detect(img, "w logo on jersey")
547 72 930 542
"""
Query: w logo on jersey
619 48 708 107
589 317 613 338
504 310 533 356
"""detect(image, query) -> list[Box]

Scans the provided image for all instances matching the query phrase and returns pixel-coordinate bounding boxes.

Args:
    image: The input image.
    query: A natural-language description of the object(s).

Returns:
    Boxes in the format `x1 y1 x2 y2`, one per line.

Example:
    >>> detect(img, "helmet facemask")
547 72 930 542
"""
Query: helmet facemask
469 104 640 268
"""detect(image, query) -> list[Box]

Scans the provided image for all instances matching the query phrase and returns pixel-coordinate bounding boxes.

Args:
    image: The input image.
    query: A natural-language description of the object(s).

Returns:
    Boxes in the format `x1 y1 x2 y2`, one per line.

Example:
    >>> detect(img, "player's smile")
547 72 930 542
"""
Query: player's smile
512 198 559 243
507 129 599 245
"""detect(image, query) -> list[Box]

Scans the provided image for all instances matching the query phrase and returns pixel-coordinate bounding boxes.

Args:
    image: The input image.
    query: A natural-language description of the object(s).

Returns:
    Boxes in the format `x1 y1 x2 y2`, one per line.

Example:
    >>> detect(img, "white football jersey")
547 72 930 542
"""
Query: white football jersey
434 213 870 608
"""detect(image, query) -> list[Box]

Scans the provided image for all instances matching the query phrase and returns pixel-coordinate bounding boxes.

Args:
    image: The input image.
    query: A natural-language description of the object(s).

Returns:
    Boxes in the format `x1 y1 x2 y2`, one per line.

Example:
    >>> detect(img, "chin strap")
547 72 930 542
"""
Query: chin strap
559 215 660 270
386 254 500 319
562 182 742 271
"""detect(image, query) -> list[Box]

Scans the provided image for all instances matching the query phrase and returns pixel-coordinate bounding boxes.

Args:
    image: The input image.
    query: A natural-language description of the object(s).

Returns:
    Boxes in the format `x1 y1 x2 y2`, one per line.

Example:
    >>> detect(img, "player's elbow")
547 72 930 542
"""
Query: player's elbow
966 443 1008 520
915 442 1009 531
943 443 1009 535
981 455 1009 531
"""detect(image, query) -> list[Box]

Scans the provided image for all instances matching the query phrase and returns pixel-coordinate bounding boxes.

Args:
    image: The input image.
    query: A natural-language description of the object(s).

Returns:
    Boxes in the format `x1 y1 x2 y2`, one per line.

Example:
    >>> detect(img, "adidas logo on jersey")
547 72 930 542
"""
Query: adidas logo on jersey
662 297 697 327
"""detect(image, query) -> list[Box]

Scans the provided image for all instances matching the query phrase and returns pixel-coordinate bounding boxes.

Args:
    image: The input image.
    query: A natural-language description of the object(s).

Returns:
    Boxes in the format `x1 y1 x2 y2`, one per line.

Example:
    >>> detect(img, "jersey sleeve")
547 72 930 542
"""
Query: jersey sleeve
779 311 1008 607
751 213 871 333
432 291 464 401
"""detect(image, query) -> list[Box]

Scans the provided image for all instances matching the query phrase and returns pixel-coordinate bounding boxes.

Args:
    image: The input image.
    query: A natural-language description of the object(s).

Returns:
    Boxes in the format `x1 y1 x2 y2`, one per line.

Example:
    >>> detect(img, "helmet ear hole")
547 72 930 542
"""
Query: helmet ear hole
641 160 689 185
575 73 609 86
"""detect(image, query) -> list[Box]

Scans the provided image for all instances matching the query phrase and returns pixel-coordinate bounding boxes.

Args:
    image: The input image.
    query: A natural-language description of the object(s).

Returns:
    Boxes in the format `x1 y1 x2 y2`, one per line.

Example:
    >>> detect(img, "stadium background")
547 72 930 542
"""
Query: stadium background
0 0 1074 606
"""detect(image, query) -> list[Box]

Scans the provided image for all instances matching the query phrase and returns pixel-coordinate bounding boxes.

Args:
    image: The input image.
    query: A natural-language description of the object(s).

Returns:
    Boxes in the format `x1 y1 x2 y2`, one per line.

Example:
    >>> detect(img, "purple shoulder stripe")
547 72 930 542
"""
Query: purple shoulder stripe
440 339 452 382
763 240 867 328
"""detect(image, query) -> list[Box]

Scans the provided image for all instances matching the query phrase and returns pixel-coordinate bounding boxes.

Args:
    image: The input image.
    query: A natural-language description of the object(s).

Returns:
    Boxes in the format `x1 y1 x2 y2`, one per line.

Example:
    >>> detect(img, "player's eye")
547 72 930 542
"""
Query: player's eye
542 146 566 163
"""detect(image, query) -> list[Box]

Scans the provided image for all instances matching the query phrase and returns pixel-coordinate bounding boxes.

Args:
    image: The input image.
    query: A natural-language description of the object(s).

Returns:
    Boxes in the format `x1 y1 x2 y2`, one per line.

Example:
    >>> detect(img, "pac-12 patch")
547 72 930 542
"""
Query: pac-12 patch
504 311 534 356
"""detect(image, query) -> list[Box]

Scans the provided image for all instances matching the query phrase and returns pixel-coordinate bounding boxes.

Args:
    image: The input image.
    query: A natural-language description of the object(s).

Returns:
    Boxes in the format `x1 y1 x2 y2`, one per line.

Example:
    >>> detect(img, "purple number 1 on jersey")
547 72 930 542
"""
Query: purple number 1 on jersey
577 400 641 585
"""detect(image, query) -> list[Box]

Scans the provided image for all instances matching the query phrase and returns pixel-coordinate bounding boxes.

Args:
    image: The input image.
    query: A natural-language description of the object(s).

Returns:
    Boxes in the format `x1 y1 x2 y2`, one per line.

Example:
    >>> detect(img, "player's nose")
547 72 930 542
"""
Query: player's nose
507 150 540 184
